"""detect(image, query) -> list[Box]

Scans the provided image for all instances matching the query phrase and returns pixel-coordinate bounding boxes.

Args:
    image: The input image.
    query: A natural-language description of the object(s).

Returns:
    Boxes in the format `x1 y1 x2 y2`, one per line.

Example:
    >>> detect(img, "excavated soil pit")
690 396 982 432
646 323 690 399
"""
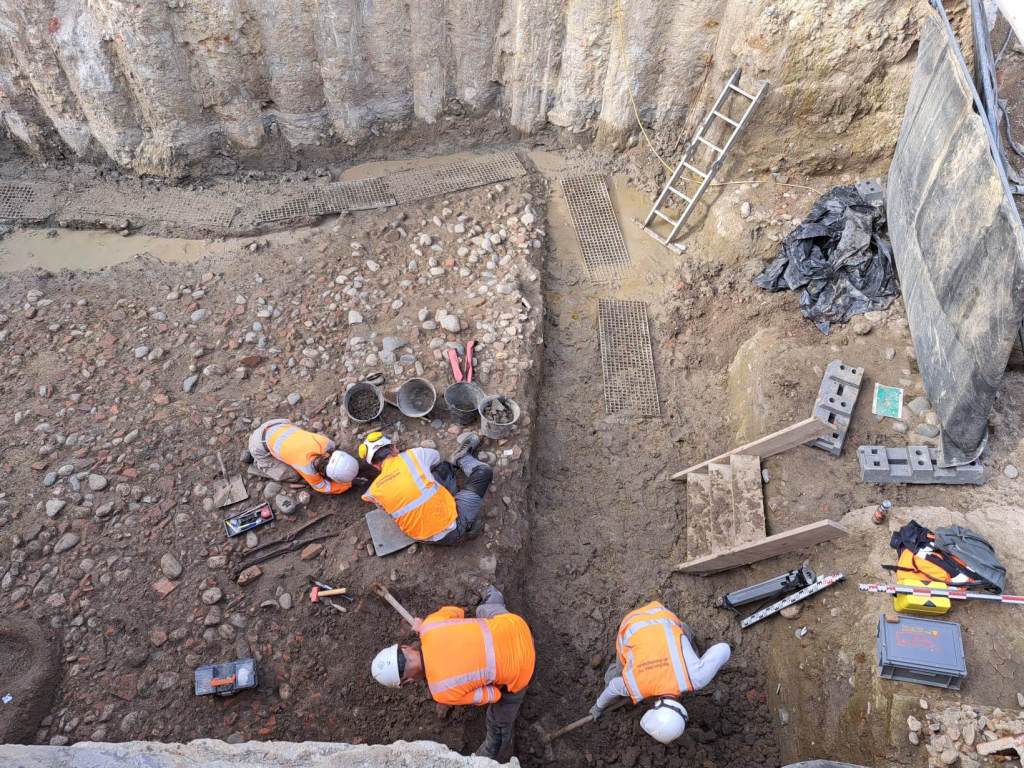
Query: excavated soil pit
3 131 1024 768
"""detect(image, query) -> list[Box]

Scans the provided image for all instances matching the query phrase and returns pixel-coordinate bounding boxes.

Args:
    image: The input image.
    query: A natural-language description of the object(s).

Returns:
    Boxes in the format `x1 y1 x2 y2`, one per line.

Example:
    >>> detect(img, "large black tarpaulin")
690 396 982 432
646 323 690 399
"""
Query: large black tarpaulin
887 6 1024 465
754 186 899 332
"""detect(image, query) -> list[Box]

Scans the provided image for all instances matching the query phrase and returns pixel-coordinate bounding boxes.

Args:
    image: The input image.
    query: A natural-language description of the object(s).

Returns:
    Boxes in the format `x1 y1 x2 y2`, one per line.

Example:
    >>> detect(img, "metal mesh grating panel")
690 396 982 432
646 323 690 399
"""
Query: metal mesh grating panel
0 184 34 220
0 182 56 222
322 177 394 211
64 186 237 231
598 299 661 417
253 178 395 224
561 174 631 283
385 153 527 205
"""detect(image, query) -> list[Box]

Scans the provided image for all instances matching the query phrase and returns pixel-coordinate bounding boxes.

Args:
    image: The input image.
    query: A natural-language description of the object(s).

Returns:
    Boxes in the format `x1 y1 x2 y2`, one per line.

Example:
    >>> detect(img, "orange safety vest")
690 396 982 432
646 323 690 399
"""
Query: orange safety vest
263 422 351 494
419 606 535 706
362 451 457 541
616 601 693 703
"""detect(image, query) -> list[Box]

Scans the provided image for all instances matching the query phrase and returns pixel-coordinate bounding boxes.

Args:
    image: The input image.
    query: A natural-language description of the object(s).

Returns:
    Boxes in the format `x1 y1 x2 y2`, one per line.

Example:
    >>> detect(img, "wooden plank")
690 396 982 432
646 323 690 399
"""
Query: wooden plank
730 454 765 545
673 519 849 575
707 463 734 554
685 473 713 559
671 417 831 480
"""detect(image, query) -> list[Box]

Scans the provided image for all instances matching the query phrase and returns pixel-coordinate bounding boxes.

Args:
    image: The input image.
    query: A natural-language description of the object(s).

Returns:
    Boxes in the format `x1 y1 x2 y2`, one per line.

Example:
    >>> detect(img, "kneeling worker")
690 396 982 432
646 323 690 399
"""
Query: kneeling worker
246 418 358 493
371 585 535 760
359 430 492 545
589 600 731 744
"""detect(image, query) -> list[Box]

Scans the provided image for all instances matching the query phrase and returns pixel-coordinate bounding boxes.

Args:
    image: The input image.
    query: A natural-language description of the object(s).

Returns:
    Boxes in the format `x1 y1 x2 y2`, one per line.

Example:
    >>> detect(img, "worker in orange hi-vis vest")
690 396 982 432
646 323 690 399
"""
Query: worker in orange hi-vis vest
244 418 358 493
370 585 534 761
359 430 492 545
589 600 731 744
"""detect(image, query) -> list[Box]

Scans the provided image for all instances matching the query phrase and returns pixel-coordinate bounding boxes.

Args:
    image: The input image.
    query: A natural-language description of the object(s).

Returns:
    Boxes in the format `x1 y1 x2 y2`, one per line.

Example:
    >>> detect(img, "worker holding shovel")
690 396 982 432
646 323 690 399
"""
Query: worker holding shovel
589 601 731 744
370 585 534 761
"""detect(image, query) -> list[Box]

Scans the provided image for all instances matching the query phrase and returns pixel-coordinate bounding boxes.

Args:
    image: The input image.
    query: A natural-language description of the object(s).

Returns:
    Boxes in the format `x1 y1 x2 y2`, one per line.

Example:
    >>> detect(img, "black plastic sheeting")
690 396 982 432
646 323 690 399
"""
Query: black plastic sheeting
887 6 1024 466
754 186 899 333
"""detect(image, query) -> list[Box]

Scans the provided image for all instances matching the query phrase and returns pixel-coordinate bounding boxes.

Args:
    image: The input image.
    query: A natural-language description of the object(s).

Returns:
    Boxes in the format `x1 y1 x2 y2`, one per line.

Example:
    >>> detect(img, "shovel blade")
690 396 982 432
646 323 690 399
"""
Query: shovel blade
214 476 249 508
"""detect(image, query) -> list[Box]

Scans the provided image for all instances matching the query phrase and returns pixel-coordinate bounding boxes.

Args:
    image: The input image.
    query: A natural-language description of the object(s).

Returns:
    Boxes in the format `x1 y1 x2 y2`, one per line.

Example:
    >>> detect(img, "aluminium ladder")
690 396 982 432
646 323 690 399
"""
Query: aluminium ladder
643 69 768 250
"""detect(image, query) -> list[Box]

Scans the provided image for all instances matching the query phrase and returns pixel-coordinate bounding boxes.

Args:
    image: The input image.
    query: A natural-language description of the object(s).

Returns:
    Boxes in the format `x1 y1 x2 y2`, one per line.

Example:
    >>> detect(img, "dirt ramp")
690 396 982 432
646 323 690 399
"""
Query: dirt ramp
0 616 62 743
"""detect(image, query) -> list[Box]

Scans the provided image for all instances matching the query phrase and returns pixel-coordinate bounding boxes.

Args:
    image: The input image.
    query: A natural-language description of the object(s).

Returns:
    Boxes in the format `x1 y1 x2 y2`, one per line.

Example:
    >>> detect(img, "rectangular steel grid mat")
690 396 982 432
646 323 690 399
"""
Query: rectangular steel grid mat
0 183 34 220
562 174 631 282
0 182 56 222
598 299 661 417
64 186 236 230
253 178 395 224
384 153 527 205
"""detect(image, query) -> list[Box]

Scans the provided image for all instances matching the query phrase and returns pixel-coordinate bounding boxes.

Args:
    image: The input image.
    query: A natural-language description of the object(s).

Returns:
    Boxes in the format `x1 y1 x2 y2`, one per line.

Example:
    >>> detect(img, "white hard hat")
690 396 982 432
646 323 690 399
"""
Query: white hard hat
640 698 688 744
371 645 402 688
326 450 358 483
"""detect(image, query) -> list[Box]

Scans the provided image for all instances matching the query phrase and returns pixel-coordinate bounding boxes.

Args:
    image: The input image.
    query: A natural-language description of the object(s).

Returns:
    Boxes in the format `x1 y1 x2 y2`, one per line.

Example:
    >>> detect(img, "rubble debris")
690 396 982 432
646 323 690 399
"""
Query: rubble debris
754 185 899 332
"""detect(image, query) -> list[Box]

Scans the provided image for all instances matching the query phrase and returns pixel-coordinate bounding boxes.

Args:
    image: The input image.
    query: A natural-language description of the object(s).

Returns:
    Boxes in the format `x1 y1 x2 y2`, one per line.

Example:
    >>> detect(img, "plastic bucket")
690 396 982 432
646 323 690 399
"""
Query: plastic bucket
478 395 520 439
344 382 384 423
397 378 436 418
444 382 484 426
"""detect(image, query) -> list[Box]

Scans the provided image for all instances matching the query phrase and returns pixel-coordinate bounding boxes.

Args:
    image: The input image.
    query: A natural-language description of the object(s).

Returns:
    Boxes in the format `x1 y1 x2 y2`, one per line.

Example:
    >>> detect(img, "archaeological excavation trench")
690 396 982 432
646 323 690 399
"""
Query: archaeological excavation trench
4 2 1024 768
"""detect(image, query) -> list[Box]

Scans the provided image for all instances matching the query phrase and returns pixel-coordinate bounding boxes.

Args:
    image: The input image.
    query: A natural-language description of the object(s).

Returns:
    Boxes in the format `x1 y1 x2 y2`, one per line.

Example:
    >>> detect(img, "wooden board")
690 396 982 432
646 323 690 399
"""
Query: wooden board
685 472 713 560
707 463 735 554
729 454 765 545
673 519 849 575
671 417 832 480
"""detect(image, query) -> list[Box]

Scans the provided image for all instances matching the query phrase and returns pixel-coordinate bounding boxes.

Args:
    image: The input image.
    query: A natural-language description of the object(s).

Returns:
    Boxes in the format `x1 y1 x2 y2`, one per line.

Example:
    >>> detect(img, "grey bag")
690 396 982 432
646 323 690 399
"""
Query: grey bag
933 525 1006 593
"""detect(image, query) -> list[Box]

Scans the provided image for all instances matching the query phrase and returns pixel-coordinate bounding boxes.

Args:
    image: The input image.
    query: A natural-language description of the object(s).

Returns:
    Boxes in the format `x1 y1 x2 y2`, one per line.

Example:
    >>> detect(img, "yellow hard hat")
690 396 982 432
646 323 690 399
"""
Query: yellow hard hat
359 431 393 463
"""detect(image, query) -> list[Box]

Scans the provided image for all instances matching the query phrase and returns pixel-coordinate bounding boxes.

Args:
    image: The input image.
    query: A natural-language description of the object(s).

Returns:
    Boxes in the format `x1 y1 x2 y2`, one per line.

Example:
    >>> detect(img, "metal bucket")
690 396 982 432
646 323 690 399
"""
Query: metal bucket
478 395 520 439
396 378 436 418
344 382 384 423
444 382 484 426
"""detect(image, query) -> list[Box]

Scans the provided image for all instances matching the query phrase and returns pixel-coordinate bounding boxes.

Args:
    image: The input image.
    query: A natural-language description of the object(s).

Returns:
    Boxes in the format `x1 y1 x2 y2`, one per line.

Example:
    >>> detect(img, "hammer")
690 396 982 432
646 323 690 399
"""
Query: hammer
310 585 348 603
309 578 352 614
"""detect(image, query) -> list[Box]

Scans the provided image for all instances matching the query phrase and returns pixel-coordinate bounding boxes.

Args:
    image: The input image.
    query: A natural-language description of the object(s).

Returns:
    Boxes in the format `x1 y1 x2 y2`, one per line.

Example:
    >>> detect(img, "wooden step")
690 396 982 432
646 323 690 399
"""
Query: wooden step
730 454 766 545
708 462 735 554
685 472 713 560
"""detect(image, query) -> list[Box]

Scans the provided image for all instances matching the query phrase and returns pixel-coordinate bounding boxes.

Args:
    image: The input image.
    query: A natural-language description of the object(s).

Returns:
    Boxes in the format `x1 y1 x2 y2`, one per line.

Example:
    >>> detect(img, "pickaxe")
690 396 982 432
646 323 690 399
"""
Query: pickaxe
532 698 629 760
371 582 419 630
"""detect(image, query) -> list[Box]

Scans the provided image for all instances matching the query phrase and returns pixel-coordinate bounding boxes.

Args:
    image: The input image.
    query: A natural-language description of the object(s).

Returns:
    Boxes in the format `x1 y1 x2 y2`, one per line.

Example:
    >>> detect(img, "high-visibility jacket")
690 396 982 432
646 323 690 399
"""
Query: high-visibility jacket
362 450 457 541
616 601 693 703
261 421 351 494
419 606 535 706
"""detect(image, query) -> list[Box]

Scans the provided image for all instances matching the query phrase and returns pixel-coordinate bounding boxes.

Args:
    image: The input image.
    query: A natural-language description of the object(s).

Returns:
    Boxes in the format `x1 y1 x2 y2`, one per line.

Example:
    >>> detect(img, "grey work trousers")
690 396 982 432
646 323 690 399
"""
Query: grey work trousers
475 587 527 759
247 419 300 481
434 454 493 546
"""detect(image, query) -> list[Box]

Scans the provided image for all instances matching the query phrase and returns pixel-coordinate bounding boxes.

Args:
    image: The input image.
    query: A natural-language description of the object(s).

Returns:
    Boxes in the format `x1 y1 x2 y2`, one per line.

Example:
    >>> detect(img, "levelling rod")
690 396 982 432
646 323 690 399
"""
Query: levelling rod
859 583 1024 606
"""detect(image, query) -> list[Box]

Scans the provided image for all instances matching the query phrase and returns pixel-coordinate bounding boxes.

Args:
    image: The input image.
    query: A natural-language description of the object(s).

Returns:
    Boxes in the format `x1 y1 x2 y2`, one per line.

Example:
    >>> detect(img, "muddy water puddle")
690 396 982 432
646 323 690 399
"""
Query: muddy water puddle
0 229 235 273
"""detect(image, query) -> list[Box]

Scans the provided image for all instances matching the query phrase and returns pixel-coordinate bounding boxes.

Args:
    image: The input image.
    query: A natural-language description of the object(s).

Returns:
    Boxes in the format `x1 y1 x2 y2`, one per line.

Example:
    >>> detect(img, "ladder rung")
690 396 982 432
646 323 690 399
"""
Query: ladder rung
681 162 707 179
712 110 740 128
667 187 692 203
728 83 757 101
698 136 724 154
653 210 679 226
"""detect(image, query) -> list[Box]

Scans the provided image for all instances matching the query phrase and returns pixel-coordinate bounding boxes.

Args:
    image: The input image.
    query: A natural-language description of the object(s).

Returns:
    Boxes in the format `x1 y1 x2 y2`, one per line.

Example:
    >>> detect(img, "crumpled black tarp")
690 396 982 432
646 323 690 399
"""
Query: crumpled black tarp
754 186 900 333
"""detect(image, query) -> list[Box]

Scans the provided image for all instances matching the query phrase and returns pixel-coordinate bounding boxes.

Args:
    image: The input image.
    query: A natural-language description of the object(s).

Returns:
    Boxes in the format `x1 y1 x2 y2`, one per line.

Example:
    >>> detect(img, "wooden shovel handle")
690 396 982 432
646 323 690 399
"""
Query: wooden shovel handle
372 583 418 629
